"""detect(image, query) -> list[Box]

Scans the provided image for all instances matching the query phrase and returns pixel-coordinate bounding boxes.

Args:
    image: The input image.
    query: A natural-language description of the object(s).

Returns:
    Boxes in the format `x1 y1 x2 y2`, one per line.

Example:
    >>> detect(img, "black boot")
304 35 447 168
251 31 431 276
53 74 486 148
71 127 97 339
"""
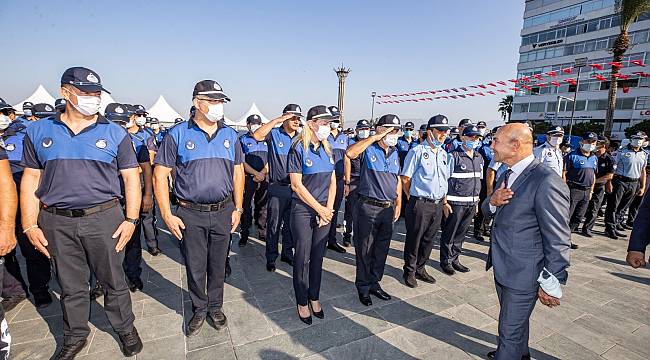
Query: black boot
118 327 143 357
55 338 87 360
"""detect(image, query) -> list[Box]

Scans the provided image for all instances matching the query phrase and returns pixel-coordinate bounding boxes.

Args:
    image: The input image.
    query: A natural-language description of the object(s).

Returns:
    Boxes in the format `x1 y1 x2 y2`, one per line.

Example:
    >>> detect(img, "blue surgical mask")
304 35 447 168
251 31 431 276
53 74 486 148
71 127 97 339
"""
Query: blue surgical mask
464 140 480 149
404 130 413 138
430 138 443 148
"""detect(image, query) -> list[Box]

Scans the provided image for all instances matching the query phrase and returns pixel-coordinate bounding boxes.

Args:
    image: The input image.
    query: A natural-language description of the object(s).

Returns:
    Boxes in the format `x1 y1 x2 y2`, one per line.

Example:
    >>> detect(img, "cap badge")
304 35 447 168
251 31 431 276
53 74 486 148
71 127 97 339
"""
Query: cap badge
213 82 221 90
87 73 98 83
305 158 313 167
370 155 377 162
579 160 585 165
278 142 284 148
392 118 398 124
42 138 53 148
625 152 631 157
460 164 467 170
95 139 107 149
224 139 230 149
442 118 448 124
116 107 124 114
186 140 195 150
5 143 15 151
45 105 53 111
423 152 429 159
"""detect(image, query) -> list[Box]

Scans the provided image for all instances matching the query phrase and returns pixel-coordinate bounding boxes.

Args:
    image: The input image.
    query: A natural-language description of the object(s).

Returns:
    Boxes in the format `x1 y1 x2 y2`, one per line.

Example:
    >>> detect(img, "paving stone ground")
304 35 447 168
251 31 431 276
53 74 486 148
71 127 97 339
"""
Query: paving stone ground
6 213 650 359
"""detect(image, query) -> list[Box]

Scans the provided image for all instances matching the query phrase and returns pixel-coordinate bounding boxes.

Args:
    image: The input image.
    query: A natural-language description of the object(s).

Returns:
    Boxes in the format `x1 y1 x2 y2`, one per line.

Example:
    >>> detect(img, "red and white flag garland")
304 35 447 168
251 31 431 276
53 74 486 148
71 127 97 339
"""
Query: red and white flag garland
376 62 648 105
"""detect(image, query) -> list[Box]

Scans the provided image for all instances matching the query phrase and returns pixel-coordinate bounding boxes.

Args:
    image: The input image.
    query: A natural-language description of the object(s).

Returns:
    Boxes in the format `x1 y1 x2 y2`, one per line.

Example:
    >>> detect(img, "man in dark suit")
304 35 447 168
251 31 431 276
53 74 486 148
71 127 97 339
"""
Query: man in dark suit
627 191 649 268
481 123 571 360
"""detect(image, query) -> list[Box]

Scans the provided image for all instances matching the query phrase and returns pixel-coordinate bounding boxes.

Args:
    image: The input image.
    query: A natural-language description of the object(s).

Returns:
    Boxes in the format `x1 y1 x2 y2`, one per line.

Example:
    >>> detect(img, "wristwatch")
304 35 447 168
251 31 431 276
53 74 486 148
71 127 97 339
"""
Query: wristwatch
125 217 140 225
235 208 244 214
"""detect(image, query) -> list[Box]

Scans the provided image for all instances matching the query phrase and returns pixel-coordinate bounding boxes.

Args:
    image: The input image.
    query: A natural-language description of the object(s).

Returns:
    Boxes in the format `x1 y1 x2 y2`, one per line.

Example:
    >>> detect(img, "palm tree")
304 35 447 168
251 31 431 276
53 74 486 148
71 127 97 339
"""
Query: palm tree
604 0 650 137
498 95 513 122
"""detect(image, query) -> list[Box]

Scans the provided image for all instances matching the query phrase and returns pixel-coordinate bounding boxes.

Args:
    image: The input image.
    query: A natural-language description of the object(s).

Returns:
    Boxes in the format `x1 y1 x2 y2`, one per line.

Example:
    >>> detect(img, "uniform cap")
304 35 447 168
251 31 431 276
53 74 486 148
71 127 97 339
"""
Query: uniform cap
306 105 334 121
403 121 415 130
328 106 341 121
462 125 482 137
192 80 230 102
582 132 598 140
247 114 262 125
375 114 401 128
104 103 129 122
630 131 647 139
427 114 450 130
458 118 473 127
356 119 370 129
282 104 303 117
547 126 565 135
61 67 110 94
33 103 56 118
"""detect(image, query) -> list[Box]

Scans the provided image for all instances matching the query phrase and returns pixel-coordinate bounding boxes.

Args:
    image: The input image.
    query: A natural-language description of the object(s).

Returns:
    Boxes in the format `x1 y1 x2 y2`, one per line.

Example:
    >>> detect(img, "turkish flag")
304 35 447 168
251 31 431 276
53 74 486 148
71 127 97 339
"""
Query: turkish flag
623 87 630 93
561 68 573 74
589 63 604 70
546 71 558 77
609 61 623 68
631 60 646 67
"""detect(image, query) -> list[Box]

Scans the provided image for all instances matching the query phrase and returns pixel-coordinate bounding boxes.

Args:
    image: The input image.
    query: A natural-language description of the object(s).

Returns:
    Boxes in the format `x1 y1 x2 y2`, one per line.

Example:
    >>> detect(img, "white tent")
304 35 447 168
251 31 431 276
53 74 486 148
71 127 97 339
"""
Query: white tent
147 95 183 126
228 102 269 129
13 85 56 112
99 92 116 114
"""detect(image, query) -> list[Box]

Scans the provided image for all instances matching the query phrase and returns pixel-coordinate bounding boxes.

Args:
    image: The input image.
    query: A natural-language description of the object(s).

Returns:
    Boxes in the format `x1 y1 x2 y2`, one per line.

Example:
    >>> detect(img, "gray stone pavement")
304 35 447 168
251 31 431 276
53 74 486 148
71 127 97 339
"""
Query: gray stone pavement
5 216 650 359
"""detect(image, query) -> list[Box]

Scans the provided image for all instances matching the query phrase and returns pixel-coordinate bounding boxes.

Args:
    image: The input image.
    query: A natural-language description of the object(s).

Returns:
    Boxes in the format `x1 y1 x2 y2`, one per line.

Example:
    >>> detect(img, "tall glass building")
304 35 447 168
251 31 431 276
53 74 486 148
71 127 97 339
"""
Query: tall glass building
512 0 650 138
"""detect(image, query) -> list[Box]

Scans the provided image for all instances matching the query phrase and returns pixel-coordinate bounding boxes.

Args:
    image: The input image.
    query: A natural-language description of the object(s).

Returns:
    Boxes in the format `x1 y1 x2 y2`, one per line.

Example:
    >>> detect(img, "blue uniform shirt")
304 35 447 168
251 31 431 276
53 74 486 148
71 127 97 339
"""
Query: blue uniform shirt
400 142 449 200
287 142 334 203
15 117 32 128
0 145 7 160
614 146 648 179
349 138 362 178
239 132 269 172
129 131 151 164
266 127 297 185
155 120 243 204
477 143 493 165
358 142 400 202
21 114 139 209
396 135 417 167
564 150 598 187
328 131 348 178
2 122 27 175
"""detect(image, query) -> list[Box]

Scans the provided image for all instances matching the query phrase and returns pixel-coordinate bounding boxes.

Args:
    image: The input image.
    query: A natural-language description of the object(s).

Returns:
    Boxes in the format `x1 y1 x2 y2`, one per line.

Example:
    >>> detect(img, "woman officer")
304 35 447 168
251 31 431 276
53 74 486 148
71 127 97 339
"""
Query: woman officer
287 105 337 324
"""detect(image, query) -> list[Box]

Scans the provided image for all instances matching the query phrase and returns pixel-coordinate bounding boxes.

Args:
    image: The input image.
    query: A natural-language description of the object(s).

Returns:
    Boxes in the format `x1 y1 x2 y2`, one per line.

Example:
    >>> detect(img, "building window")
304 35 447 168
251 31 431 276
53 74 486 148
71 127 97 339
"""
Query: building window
635 96 650 109
513 103 529 113
523 0 616 28
529 102 546 112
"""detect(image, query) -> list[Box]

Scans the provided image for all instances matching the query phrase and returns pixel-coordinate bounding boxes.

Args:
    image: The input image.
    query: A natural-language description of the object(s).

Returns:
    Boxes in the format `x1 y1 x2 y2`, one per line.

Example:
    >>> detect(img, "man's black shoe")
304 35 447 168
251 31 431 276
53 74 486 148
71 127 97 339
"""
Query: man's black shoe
280 256 294 266
403 273 418 288
358 293 373 306
616 224 626 232
452 262 470 273
441 264 456 275
238 237 248 247
605 228 619 240
208 310 227 329
266 263 276 272
415 270 437 284
581 229 593 238
342 239 351 247
614 229 626 237
369 288 391 301
487 350 530 360
327 243 347 253
147 246 161 256
225 262 232 278
570 243 579 249
118 327 143 357
128 278 144 293
90 283 104 300
34 291 53 308
2 294 27 312
623 223 634 230
55 338 87 360
187 314 206 336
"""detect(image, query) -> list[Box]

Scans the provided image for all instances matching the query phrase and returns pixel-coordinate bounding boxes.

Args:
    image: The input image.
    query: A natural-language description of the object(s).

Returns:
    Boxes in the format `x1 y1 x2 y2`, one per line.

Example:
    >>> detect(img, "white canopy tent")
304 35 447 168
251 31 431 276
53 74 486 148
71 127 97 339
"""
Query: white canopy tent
147 95 183 126
13 85 56 112
99 92 116 114
227 102 269 129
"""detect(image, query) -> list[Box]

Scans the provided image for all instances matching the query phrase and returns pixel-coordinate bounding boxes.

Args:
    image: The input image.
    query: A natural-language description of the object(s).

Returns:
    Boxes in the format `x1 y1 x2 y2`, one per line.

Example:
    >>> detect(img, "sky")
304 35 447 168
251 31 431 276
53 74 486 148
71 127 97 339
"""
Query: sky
0 0 524 128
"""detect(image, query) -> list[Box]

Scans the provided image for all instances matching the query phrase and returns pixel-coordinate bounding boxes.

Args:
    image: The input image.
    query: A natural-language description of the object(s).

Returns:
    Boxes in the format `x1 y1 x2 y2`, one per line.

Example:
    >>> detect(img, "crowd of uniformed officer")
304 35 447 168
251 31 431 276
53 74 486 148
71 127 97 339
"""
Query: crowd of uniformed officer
0 65 648 359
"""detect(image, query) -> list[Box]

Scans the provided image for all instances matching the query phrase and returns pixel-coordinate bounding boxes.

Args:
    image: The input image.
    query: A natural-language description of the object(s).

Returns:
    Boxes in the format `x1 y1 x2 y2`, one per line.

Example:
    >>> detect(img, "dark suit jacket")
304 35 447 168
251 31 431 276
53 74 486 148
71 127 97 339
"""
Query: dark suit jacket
481 159 571 291
629 191 650 253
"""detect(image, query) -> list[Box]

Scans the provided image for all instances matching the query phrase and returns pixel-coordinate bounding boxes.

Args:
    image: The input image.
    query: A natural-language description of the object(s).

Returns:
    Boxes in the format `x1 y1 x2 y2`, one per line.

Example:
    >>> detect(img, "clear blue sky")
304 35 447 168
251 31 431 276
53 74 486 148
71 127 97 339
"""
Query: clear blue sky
0 0 524 127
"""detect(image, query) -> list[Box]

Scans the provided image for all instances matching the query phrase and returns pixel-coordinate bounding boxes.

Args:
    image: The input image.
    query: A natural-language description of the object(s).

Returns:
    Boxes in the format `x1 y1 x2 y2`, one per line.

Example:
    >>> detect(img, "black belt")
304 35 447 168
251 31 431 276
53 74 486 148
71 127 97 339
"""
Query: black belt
412 196 443 204
568 183 591 190
42 199 119 218
614 175 639 182
178 196 232 212
358 195 394 208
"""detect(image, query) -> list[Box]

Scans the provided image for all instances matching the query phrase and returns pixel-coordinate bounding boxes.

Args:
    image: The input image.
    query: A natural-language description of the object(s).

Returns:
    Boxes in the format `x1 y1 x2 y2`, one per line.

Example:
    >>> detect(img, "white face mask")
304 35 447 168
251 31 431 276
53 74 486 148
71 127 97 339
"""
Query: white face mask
151 124 160 130
315 125 331 141
581 143 596 152
630 139 644 148
358 130 370 139
0 114 11 130
23 109 33 117
65 89 101 116
135 116 147 126
383 133 399 147
548 136 563 147
250 124 261 133
203 103 224 122
330 122 340 130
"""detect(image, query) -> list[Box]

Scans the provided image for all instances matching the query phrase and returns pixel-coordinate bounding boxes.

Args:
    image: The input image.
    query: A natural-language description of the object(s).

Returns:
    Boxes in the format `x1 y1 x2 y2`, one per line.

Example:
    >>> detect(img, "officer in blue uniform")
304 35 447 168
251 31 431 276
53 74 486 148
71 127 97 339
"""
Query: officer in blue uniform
346 114 402 306
474 124 494 240
287 105 337 324
397 121 417 167
582 137 615 237
0 145 17 360
0 101 18 133
625 140 650 227
16 101 37 126
239 114 269 247
533 126 564 177
449 118 473 150
418 124 428 145
325 106 348 253
440 125 484 275
154 79 244 336
342 119 370 246
0 105 52 311
604 131 648 239
400 115 451 288
21 67 143 358
564 132 598 249
252 105 302 271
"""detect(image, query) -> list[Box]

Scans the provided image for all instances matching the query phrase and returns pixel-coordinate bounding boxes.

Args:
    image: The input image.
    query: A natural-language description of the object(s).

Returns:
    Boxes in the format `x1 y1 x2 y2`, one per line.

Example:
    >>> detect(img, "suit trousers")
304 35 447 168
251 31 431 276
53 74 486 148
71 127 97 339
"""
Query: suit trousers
39 204 135 344
354 201 394 296
290 199 329 306
568 187 591 231
266 183 294 264
605 178 639 229
327 177 345 246
342 178 359 242
122 219 143 283
141 203 159 249
0 260 10 360
403 197 443 276
440 203 476 266
494 279 537 360
178 202 232 316
582 185 606 232
241 176 268 242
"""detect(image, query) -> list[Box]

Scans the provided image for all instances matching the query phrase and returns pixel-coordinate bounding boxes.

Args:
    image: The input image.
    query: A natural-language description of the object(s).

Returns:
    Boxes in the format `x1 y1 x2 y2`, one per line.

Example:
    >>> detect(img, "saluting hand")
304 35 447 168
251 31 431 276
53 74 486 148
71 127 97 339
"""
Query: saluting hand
0 227 17 257
163 214 186 240
113 221 136 252
489 182 514 207
231 211 241 233
25 227 49 258
373 127 393 140
626 251 647 268
538 288 561 308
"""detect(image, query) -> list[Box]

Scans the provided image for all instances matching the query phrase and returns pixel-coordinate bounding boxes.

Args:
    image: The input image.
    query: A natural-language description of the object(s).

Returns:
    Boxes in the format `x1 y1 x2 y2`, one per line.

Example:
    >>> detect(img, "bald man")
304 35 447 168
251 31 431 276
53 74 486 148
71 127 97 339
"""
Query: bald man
481 124 571 360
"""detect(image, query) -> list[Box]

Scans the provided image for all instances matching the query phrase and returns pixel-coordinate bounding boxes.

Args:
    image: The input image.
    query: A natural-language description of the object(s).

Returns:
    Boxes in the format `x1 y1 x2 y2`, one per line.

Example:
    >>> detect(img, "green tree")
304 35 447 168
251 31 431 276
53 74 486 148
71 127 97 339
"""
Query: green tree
604 0 650 137
624 120 650 137
531 121 552 136
568 122 604 135
498 95 513 122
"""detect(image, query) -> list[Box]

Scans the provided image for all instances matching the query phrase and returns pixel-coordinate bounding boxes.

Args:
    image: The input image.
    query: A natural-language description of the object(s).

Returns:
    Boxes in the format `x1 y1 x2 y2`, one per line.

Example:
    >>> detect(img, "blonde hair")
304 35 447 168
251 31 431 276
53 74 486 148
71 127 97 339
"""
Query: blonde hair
293 121 332 156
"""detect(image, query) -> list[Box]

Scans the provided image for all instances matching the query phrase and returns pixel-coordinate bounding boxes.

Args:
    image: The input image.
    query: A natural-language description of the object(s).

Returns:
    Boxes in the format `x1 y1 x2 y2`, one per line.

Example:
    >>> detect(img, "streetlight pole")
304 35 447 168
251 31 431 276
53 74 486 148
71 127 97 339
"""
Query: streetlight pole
371 91 376 123
556 95 574 125
568 57 588 138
